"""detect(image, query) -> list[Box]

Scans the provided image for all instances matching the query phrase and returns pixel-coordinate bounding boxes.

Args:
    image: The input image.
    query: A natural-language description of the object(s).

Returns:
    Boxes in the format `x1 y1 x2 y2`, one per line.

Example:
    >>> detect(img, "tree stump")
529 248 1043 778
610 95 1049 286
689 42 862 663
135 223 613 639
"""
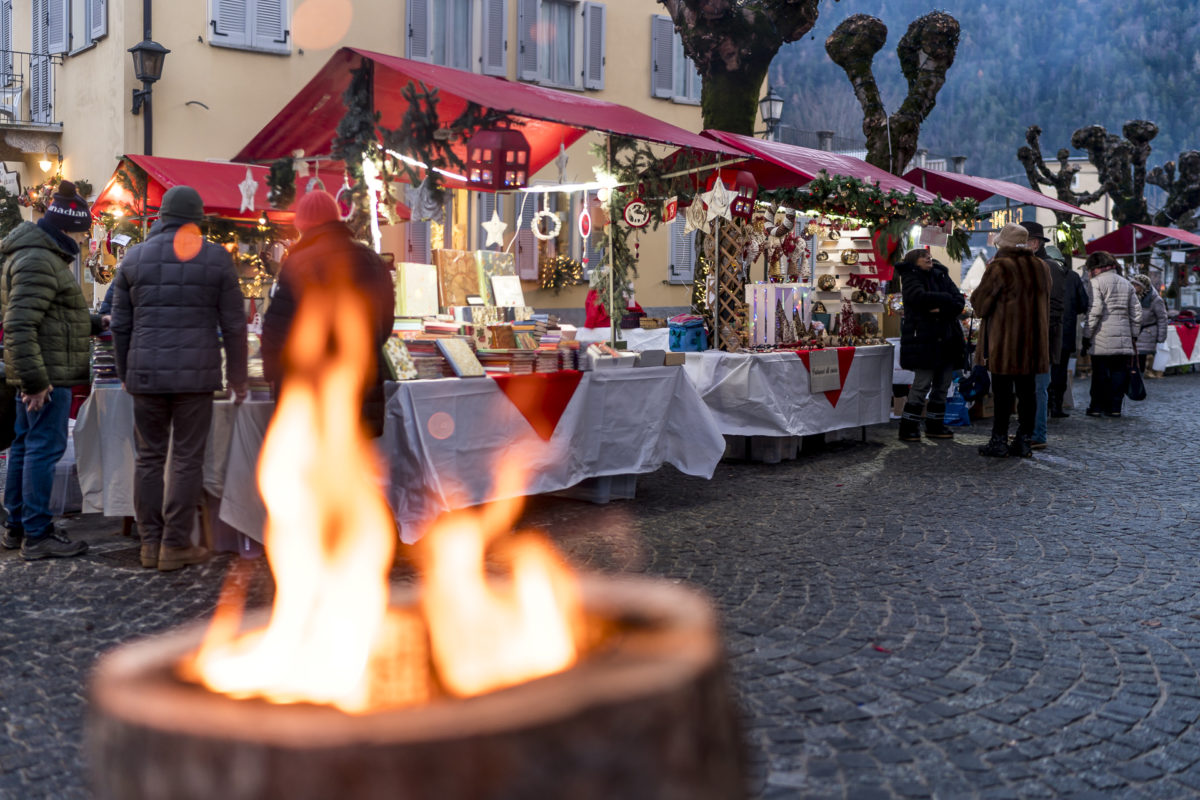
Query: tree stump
88 575 746 800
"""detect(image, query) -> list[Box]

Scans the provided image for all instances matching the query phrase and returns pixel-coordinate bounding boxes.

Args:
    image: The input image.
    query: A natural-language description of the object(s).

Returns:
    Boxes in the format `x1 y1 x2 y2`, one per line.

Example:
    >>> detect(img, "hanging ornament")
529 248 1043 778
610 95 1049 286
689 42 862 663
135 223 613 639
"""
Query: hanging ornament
663 196 678 222
683 199 708 235
410 177 444 223
531 209 562 241
578 205 592 239
335 176 353 220
238 167 259 213
699 176 734 224
482 209 508 247
623 196 650 229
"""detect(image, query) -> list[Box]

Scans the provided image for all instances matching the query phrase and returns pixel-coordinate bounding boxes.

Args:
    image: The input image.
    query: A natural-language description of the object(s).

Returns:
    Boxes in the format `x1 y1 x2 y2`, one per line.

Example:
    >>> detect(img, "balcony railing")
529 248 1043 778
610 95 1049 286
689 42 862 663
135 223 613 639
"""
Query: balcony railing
0 50 64 127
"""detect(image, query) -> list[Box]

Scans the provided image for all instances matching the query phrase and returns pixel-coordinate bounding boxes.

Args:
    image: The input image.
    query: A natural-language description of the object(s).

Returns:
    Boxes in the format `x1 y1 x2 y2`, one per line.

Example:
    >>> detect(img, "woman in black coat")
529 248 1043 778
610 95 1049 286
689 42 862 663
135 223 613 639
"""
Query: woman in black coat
896 249 966 441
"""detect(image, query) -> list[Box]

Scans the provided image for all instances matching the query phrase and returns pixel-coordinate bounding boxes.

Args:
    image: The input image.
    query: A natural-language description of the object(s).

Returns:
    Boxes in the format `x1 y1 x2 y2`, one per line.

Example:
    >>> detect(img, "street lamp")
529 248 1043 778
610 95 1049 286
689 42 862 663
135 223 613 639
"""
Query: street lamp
758 85 784 141
128 38 170 155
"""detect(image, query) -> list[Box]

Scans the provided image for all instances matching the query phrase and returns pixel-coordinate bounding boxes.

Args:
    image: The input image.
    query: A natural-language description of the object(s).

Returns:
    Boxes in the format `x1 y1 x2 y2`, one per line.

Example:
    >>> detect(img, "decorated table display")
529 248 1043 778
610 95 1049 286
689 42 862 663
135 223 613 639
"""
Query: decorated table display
1163 322 1200 369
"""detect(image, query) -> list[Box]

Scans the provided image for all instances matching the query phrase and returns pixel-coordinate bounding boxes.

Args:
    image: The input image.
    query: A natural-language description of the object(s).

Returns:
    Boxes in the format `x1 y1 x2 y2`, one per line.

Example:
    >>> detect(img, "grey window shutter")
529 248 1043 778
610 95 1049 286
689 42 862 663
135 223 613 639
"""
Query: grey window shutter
516 0 539 80
1 0 13 85
481 0 507 76
407 221 432 264
89 0 106 40
582 2 605 90
650 15 674 99
30 0 51 123
211 0 250 48
668 217 696 283
46 0 67 54
583 191 604 277
514 197 538 280
406 0 431 62
688 60 702 102
251 0 289 52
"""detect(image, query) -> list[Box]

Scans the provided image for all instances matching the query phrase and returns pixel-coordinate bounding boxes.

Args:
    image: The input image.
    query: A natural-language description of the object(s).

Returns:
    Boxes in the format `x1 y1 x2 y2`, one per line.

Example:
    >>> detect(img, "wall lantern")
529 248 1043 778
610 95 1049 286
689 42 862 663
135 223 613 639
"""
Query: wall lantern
706 169 758 220
465 128 531 191
38 142 62 174
758 85 784 141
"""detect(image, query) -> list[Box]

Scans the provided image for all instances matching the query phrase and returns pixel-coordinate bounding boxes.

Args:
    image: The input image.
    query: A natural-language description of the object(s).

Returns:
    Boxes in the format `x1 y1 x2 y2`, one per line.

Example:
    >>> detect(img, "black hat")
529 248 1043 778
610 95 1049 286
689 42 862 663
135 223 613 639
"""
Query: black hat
160 185 205 223
42 180 92 233
1019 220 1046 241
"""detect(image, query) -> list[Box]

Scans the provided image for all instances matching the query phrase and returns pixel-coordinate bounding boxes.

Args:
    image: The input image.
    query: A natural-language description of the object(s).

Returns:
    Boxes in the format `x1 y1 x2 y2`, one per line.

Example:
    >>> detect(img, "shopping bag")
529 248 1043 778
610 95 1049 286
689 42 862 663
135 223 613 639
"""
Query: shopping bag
1125 358 1147 401
1152 341 1171 372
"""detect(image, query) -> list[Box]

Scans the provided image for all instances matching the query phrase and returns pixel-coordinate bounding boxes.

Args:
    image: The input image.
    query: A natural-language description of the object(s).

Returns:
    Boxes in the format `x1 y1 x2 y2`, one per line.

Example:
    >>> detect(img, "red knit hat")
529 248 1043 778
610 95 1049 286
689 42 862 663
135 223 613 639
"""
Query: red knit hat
293 190 341 233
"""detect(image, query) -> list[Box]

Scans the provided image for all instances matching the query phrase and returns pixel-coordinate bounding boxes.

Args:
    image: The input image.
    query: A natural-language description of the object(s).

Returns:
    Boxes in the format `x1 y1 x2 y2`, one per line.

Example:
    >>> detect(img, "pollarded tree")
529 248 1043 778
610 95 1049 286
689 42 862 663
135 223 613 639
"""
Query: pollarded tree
824 12 960 176
656 0 824 135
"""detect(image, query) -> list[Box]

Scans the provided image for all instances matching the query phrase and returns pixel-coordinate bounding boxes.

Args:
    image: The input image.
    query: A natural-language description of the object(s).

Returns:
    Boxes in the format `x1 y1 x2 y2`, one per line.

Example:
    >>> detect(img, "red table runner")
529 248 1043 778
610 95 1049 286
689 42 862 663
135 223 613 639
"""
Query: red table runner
795 347 857 408
491 370 584 441
1175 323 1199 360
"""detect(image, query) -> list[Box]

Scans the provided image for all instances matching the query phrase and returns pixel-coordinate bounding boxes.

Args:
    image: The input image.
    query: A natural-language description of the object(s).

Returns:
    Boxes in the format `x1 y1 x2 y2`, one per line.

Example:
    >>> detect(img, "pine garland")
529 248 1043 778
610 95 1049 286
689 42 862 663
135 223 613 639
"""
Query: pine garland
331 60 379 240
0 187 22 238
539 254 584 293
267 157 297 210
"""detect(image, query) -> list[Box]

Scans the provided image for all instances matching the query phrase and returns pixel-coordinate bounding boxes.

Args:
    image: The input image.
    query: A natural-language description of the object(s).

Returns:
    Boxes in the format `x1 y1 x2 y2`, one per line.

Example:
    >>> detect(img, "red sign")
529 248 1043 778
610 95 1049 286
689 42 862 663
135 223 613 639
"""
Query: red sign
663 196 678 222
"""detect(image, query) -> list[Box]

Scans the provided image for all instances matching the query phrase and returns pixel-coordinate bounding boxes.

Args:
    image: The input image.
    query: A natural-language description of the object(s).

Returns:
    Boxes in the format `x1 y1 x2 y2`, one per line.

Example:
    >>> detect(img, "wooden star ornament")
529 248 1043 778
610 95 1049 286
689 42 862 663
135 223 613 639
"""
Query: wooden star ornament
238 168 258 213
482 209 508 247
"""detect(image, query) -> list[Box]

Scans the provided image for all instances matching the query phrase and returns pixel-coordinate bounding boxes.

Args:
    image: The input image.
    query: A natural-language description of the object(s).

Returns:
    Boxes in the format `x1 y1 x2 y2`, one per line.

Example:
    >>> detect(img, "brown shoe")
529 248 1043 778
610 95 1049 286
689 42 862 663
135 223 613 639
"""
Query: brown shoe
158 544 210 572
139 542 159 569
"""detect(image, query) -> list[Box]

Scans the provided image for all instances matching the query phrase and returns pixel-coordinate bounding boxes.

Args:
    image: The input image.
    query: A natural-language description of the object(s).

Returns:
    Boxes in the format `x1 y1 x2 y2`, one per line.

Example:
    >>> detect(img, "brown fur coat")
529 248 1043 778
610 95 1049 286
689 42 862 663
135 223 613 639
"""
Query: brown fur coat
970 246 1052 375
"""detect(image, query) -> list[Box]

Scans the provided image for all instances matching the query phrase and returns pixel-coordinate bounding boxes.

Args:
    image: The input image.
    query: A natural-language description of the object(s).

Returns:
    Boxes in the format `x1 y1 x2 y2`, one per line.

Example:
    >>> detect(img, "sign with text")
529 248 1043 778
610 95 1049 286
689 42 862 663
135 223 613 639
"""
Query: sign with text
807 348 841 393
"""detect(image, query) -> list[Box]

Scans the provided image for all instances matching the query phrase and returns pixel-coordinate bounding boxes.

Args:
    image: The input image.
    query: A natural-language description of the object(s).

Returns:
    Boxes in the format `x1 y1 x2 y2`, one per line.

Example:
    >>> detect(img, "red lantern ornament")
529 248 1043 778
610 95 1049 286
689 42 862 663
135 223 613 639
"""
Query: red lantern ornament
705 169 758 220
465 128 531 191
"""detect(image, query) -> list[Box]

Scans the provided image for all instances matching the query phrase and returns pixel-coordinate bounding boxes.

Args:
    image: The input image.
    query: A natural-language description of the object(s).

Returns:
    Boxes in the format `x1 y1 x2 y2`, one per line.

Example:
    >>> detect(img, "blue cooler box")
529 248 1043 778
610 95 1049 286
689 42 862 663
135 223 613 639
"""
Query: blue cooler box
669 319 707 352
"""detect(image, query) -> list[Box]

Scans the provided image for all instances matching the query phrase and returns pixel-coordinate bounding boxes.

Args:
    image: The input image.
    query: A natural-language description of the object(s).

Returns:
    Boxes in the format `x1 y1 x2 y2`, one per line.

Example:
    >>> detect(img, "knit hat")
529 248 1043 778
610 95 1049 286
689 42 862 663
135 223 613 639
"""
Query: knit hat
160 185 205 223
994 222 1029 249
1131 274 1153 292
1019 220 1046 241
42 180 92 233
294 190 341 233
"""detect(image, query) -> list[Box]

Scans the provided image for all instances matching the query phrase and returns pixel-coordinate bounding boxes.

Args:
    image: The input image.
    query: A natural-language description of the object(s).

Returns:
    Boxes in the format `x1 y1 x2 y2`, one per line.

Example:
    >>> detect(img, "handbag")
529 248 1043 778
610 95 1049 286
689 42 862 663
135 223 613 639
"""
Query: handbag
1125 356 1147 401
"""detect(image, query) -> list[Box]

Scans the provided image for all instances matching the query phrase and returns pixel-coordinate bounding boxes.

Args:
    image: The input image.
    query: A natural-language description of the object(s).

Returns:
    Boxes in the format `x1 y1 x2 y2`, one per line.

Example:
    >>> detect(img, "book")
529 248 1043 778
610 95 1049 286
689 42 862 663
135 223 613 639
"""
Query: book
475 250 517 305
433 249 482 308
382 336 418 381
435 337 486 378
395 262 439 317
490 274 526 307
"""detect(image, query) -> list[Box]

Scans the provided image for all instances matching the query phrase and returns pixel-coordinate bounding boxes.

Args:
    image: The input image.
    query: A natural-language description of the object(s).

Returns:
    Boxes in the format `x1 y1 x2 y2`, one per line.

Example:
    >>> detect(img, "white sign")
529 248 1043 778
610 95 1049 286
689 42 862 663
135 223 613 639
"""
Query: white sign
807 348 841 393
490 274 526 307
1171 250 1186 263
0 163 20 196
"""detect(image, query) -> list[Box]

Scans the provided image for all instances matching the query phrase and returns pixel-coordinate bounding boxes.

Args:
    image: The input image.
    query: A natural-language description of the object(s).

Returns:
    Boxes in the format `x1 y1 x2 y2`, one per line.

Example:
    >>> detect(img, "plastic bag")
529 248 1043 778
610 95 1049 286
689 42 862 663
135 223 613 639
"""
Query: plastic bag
1153 341 1171 372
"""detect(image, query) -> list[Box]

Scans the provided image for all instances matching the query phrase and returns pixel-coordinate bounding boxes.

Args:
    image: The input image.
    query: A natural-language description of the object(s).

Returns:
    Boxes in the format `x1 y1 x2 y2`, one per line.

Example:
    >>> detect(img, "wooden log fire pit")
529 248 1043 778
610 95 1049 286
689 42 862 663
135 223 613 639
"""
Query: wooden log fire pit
88 575 745 800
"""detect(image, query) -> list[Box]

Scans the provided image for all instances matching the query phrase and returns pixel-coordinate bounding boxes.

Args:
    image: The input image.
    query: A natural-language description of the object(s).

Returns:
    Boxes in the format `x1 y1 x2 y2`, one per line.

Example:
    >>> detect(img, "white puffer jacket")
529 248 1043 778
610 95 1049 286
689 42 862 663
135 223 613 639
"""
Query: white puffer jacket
1086 270 1141 356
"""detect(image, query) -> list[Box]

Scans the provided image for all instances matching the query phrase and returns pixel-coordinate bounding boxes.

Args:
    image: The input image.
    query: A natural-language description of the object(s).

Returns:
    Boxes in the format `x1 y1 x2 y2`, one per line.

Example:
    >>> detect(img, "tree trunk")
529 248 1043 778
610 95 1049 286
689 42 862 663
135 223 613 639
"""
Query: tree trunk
701 64 768 135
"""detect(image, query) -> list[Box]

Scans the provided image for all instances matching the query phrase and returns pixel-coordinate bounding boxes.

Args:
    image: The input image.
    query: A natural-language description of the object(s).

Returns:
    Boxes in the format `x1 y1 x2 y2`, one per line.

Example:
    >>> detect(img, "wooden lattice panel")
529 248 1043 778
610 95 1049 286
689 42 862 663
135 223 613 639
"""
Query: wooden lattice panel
702 220 749 352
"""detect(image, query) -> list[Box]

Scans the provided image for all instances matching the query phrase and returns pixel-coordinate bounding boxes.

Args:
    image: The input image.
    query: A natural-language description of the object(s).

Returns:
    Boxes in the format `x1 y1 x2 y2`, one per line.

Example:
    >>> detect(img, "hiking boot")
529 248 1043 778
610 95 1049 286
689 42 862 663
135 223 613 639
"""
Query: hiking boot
140 542 160 569
978 434 1009 458
1 524 23 550
1008 435 1033 458
158 544 210 572
21 528 88 560
924 401 954 439
898 402 924 442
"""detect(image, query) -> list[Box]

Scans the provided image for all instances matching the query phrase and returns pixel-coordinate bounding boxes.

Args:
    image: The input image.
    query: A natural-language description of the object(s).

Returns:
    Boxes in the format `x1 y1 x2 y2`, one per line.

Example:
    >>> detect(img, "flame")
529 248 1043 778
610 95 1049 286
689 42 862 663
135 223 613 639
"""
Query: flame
186 260 582 711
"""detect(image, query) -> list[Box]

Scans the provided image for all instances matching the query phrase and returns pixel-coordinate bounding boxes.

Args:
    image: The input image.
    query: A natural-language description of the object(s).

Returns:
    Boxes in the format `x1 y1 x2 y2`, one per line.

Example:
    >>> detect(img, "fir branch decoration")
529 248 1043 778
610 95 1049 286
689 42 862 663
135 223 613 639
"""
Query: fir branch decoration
331 59 379 240
0 187 22 238
539 254 584 293
74 179 93 198
267 157 297 210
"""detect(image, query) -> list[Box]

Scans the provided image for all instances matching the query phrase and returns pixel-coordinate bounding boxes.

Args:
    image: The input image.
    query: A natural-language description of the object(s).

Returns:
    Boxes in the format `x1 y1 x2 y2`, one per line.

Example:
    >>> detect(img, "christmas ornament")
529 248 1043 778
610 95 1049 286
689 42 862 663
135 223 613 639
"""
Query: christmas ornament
886 294 904 315
482 209 508 247
663 196 678 222
816 250 831 263
841 249 859 265
411 177 445 223
335 176 353 220
238 168 258 213
578 205 592 239
683 199 708 235
817 274 837 291
623 197 650 228
531 209 562 241
698 176 733 224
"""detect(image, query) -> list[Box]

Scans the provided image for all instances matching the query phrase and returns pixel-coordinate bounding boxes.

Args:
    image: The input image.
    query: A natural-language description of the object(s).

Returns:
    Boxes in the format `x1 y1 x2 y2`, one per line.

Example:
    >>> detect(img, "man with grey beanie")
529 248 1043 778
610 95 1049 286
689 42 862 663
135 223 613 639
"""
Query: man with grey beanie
110 185 248 571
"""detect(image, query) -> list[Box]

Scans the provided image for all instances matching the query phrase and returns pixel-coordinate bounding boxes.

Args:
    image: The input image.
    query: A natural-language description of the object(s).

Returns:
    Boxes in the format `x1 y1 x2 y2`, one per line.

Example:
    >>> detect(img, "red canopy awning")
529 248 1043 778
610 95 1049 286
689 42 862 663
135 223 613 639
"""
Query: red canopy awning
1084 224 1200 255
703 130 938 201
902 167 1105 220
234 48 742 180
90 154 410 223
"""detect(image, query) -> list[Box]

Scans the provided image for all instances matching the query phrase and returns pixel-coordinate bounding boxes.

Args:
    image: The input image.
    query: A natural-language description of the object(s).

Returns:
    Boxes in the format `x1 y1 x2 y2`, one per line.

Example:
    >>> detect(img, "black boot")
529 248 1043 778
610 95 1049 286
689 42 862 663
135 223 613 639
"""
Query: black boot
1049 392 1069 418
1008 434 1033 458
978 434 1009 457
898 402 923 442
924 401 954 439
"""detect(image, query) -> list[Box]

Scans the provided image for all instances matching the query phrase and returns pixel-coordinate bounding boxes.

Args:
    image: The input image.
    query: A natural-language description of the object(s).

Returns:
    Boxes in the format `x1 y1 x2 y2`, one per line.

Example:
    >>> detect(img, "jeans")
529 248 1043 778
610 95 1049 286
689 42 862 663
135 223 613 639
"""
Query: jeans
991 374 1036 440
1089 355 1130 415
1033 372 1050 442
906 366 954 407
4 387 72 536
132 393 214 549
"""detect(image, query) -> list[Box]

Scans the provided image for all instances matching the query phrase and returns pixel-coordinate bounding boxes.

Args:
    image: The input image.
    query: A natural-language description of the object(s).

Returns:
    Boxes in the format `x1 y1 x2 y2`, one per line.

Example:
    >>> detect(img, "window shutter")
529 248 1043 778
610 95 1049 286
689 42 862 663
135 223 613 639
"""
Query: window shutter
514 197 538 280
516 0 539 81
480 0 507 76
650 15 674 99
46 0 67 54
583 191 604 278
89 0 106 40
406 0 431 62
30 0 51 123
1 0 12 85
668 217 696 283
687 60 702 103
251 0 289 52
210 0 249 48
407 221 432 264
582 2 605 90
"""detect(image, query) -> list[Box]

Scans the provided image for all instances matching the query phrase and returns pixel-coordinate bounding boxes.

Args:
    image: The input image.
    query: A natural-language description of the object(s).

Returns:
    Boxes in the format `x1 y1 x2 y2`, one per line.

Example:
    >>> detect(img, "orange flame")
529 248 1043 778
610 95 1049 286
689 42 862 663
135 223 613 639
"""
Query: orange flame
186 271 582 711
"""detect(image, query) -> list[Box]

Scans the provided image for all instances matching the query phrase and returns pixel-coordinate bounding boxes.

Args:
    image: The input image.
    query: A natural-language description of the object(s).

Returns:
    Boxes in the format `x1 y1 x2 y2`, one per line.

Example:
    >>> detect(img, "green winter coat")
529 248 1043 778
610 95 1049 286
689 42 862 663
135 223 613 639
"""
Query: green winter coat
0 221 99 393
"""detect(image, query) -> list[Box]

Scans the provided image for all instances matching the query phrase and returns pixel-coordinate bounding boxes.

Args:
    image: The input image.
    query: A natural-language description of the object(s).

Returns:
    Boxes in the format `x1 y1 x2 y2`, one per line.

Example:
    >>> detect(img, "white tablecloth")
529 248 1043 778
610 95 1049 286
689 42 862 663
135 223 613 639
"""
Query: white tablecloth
682 345 894 437
576 327 670 351
1163 325 1200 368
382 367 723 542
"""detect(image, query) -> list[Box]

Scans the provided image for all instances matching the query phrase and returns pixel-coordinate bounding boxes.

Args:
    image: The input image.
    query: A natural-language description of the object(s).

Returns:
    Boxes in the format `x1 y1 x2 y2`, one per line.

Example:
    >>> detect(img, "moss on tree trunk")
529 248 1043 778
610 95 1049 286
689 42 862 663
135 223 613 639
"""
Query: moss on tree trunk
701 66 769 136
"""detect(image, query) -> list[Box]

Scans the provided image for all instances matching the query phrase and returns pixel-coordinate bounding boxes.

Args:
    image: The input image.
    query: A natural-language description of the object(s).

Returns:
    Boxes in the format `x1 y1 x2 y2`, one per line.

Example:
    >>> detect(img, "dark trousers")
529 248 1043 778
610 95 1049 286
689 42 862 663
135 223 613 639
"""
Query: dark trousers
991 374 1036 440
1137 353 1150 372
1089 355 1130 415
1049 347 1072 409
131 392 213 548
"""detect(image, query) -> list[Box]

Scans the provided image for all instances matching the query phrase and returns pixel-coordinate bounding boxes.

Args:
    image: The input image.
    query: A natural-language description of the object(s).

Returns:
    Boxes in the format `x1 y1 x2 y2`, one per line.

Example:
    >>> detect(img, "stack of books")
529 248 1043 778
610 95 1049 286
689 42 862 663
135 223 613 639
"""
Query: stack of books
405 339 453 378
476 349 536 374
535 346 559 373
558 340 581 370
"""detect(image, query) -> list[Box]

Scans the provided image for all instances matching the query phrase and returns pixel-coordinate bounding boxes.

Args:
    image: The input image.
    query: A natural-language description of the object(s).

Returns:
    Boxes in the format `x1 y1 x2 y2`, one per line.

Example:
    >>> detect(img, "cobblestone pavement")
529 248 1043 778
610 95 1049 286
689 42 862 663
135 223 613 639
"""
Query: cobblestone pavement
4 373 1200 798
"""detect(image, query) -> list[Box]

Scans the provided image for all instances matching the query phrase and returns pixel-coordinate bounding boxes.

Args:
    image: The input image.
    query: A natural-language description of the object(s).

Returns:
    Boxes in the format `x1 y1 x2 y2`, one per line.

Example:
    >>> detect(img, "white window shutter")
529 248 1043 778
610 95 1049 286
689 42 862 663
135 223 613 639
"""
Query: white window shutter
650 15 674 99
480 0 507 76
406 0 431 62
1 0 13 85
251 0 289 52
89 0 106 40
668 217 696 283
46 0 67 53
516 0 539 81
582 2 605 90
210 0 250 48
688 60 702 102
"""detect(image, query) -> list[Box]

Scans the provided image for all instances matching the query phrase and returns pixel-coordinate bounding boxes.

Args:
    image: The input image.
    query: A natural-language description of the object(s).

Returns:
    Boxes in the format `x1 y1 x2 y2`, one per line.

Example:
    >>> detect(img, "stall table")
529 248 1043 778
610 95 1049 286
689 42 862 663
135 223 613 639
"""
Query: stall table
1163 324 1200 369
682 345 894 462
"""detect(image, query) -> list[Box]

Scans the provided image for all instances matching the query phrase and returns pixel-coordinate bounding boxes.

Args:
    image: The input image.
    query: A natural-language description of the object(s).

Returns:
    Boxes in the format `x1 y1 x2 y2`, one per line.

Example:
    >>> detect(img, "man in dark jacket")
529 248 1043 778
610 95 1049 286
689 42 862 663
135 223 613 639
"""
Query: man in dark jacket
261 190 394 437
1049 258 1090 417
0 181 103 559
111 186 248 571
895 249 966 442
1020 221 1065 449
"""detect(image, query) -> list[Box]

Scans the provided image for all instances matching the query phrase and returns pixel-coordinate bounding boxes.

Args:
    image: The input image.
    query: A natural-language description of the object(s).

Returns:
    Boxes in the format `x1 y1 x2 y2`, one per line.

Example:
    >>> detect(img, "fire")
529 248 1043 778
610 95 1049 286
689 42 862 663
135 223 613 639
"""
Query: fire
185 276 582 712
